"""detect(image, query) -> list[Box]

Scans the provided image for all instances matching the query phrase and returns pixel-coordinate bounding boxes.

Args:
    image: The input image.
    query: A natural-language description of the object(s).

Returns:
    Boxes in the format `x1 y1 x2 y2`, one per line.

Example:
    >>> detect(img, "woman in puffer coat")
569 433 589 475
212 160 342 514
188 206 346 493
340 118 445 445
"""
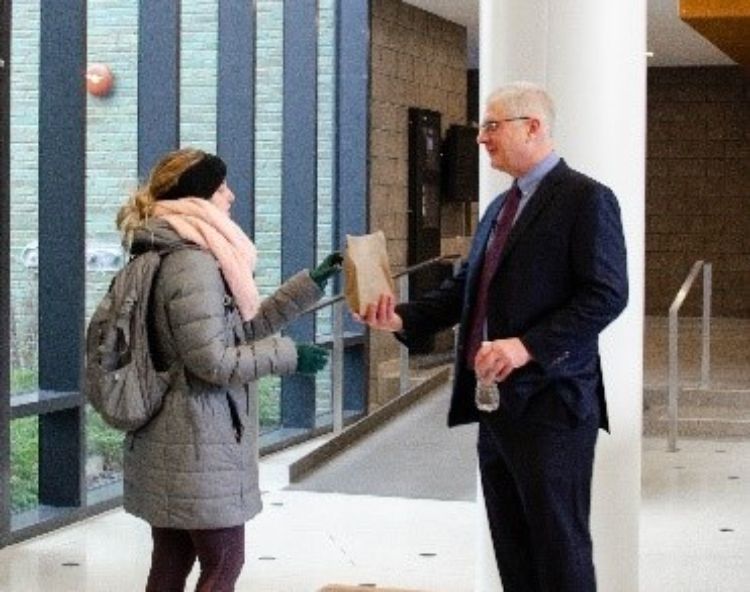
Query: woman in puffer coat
116 148 341 592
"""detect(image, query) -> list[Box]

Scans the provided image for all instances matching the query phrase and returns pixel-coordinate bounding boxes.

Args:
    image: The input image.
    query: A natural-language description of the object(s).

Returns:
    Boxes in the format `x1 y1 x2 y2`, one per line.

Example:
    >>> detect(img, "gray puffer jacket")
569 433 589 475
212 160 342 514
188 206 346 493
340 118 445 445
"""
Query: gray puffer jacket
122 220 323 529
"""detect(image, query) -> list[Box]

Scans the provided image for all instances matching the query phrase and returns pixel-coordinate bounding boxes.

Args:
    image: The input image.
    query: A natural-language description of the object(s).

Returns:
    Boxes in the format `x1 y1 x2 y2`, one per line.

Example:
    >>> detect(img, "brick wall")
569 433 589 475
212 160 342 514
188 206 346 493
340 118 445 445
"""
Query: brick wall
86 1 139 320
647 66 750 317
9 0 40 372
254 0 284 292
180 2 218 152
368 0 468 407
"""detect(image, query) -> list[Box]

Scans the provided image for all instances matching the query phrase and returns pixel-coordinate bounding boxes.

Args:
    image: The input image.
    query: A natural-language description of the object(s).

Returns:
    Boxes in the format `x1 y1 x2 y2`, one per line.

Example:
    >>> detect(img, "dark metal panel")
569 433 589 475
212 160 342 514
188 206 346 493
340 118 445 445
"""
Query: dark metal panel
39 410 82 506
38 0 86 507
344 343 366 413
217 0 255 236
281 0 318 429
0 0 11 544
138 0 180 179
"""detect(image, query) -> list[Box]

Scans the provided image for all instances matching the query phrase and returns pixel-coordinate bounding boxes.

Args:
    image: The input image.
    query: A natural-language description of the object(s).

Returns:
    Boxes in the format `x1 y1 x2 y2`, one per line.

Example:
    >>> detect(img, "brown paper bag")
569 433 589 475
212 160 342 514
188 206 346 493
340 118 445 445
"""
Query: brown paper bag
343 231 395 316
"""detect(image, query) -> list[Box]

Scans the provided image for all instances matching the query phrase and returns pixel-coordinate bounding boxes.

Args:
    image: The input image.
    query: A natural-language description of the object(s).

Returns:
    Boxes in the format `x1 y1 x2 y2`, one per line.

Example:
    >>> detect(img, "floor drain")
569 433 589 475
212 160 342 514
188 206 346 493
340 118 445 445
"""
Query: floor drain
419 552 437 557
357 584 377 588
61 562 80 567
673 465 686 470
270 502 284 506
719 528 734 533
258 556 277 561
715 449 727 453
728 476 740 480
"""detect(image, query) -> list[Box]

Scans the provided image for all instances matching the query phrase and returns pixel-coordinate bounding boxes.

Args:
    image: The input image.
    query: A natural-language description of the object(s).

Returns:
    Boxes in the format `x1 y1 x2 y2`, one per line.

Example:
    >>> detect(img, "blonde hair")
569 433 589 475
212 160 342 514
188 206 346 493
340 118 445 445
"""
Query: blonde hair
117 148 206 248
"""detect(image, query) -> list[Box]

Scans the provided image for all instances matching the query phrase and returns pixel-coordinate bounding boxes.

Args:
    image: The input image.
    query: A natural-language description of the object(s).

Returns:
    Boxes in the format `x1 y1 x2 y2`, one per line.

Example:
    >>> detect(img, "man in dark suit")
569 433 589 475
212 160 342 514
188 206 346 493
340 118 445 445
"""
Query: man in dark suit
357 82 628 591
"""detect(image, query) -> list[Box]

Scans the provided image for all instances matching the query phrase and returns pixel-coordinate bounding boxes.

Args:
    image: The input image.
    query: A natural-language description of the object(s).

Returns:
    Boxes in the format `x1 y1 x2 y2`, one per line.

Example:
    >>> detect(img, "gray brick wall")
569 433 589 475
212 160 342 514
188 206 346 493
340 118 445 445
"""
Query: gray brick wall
647 66 750 317
255 0 284 293
86 0 139 319
9 0 40 373
180 1 218 153
368 0 468 407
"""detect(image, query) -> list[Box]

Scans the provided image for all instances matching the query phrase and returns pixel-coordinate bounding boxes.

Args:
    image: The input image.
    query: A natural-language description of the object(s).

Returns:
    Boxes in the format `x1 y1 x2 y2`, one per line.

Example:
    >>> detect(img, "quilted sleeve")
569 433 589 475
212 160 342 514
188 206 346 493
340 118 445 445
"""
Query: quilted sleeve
159 250 300 386
242 270 323 342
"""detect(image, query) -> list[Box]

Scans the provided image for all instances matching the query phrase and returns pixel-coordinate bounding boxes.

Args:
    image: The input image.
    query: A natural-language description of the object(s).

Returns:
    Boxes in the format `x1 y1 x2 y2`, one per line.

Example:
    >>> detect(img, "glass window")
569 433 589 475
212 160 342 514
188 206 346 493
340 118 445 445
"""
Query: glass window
9 0 40 399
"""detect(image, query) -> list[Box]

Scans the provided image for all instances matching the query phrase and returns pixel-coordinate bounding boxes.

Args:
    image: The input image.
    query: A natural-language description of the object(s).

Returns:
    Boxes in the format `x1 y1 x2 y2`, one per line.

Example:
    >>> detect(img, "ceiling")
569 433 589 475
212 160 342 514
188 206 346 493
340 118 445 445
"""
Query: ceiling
403 0 736 68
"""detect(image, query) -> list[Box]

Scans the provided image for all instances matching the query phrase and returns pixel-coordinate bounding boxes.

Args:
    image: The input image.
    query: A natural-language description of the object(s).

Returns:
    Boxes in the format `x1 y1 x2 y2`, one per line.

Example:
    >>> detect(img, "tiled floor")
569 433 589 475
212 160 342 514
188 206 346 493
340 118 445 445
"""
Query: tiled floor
640 437 750 592
0 433 748 591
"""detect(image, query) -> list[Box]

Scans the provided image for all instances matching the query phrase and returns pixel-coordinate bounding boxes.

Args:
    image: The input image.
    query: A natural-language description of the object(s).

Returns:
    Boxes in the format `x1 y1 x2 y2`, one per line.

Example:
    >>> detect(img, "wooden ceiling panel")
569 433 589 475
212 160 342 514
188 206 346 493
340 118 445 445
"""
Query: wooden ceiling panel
680 0 750 66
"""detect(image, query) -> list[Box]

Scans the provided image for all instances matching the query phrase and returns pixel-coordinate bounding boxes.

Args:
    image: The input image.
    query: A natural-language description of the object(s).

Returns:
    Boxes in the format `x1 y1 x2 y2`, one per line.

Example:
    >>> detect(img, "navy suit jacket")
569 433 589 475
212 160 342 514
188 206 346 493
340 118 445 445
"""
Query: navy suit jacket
396 159 628 430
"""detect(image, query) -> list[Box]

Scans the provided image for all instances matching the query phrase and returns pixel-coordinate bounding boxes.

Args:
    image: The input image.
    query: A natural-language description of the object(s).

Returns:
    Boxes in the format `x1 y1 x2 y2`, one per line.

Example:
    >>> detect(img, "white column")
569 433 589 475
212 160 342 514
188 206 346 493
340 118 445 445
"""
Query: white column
476 1 646 591
478 0 549 201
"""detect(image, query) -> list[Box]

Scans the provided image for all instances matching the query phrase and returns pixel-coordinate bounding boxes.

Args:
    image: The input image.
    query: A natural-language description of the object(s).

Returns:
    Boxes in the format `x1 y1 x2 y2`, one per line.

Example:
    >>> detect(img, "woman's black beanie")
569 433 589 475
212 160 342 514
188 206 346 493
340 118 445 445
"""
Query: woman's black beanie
157 153 227 200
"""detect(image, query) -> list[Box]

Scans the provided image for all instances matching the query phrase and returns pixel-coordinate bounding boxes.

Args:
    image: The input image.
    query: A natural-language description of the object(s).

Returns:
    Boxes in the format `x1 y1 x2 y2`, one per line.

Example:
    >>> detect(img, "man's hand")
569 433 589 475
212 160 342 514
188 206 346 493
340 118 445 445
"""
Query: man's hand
352 292 403 333
474 338 531 383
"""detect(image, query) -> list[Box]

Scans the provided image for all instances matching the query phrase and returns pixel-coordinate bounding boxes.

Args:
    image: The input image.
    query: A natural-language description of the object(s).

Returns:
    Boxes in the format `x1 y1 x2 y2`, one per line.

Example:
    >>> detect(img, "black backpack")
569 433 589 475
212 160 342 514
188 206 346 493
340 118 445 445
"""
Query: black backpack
85 250 170 431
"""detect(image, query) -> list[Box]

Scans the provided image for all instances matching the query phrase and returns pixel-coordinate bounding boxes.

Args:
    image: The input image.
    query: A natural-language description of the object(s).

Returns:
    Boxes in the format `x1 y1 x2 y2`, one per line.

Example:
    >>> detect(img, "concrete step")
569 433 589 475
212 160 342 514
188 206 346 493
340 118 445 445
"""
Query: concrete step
643 403 750 438
643 317 750 389
644 386 750 410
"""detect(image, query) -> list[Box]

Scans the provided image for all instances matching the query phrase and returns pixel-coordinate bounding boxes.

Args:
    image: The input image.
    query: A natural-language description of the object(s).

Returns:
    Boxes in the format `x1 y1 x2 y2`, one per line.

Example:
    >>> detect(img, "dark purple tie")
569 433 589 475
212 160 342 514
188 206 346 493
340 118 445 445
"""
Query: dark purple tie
465 183 522 368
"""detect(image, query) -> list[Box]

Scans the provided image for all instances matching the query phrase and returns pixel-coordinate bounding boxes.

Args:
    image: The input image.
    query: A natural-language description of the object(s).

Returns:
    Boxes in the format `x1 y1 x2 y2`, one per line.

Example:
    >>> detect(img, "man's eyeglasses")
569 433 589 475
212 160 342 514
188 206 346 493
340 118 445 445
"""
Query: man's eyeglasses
479 117 531 133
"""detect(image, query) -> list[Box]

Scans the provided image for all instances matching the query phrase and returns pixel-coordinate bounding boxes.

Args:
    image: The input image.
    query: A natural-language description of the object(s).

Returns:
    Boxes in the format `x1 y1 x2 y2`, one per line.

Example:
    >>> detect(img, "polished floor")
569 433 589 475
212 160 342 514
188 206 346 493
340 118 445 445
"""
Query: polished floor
1 317 748 591
0 422 748 590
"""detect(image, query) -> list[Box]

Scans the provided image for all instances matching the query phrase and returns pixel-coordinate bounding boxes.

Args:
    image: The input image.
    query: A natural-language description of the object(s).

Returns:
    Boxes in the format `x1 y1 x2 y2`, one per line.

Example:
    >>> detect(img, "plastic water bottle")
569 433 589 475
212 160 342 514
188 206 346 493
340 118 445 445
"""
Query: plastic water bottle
475 379 499 412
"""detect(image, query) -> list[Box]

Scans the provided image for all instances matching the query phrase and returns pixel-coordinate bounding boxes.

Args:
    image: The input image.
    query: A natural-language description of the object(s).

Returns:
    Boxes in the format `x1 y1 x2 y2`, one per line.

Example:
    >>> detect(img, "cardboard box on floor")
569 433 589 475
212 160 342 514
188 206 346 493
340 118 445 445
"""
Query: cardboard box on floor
319 586 430 592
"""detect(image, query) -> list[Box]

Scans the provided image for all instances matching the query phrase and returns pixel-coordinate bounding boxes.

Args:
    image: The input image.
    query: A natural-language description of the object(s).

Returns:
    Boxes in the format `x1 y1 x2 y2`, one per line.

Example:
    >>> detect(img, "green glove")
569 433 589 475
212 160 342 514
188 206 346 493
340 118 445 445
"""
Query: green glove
295 343 329 375
309 252 343 289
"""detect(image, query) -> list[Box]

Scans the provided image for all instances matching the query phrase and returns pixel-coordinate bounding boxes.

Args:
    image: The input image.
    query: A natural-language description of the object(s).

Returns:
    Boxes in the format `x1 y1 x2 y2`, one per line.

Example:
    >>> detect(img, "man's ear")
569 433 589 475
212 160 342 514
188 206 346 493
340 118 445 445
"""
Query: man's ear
527 117 542 138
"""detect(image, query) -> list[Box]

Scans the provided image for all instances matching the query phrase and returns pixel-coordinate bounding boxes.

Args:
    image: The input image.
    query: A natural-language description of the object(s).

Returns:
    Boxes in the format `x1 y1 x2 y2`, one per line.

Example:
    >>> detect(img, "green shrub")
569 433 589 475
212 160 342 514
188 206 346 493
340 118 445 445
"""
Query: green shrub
10 417 39 513
10 367 37 394
86 408 125 472
258 376 280 427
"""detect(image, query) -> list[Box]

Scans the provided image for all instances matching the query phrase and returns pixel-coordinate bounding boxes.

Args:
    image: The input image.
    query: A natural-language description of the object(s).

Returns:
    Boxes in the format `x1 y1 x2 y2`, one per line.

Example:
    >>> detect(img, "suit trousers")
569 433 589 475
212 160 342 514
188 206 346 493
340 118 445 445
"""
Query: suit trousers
478 410 599 592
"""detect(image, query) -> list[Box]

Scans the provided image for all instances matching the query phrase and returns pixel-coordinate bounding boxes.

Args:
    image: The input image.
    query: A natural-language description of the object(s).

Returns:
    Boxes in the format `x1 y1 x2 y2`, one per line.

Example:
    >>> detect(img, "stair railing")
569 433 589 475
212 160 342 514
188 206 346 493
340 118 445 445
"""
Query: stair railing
303 254 461 435
667 260 712 452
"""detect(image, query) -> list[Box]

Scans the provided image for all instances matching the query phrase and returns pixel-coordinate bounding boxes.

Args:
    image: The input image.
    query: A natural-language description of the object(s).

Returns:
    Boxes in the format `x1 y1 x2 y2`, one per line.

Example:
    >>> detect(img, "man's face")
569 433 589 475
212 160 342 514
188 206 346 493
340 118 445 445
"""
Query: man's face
476 102 532 177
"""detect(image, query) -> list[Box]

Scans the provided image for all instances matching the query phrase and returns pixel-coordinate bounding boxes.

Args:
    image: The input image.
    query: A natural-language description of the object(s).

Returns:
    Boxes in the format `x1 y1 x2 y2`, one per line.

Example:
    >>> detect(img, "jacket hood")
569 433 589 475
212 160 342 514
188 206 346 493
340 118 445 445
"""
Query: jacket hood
130 219 193 255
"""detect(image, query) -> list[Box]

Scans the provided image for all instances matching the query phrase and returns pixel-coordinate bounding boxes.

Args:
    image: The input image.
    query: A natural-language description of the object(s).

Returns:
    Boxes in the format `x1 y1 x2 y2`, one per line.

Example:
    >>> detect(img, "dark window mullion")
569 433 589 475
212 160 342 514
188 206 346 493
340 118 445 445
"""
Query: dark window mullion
335 0 370 414
137 0 180 179
217 0 255 237
281 0 319 430
1 0 12 545
37 0 86 509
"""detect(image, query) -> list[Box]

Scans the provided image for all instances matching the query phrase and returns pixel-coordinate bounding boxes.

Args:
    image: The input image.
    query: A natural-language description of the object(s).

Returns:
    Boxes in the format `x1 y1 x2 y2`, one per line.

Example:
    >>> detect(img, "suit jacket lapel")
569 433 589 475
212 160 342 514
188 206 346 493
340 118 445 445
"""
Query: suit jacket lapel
466 192 507 293
498 159 570 266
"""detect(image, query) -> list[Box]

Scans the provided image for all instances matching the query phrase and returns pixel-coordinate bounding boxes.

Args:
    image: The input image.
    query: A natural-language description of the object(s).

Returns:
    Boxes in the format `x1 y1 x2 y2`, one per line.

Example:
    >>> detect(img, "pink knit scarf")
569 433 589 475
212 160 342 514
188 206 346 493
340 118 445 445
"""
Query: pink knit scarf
152 198 260 321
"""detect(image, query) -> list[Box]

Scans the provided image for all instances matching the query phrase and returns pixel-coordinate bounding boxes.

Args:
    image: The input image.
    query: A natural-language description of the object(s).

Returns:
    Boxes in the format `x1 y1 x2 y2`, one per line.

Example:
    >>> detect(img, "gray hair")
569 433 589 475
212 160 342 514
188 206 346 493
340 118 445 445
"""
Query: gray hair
487 82 555 137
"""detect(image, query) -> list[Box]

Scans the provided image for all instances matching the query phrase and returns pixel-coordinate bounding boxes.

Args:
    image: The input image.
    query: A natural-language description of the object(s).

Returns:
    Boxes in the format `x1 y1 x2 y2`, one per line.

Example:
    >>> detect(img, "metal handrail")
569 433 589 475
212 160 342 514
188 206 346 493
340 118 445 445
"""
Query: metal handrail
667 260 712 452
305 253 462 434
302 254 462 315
